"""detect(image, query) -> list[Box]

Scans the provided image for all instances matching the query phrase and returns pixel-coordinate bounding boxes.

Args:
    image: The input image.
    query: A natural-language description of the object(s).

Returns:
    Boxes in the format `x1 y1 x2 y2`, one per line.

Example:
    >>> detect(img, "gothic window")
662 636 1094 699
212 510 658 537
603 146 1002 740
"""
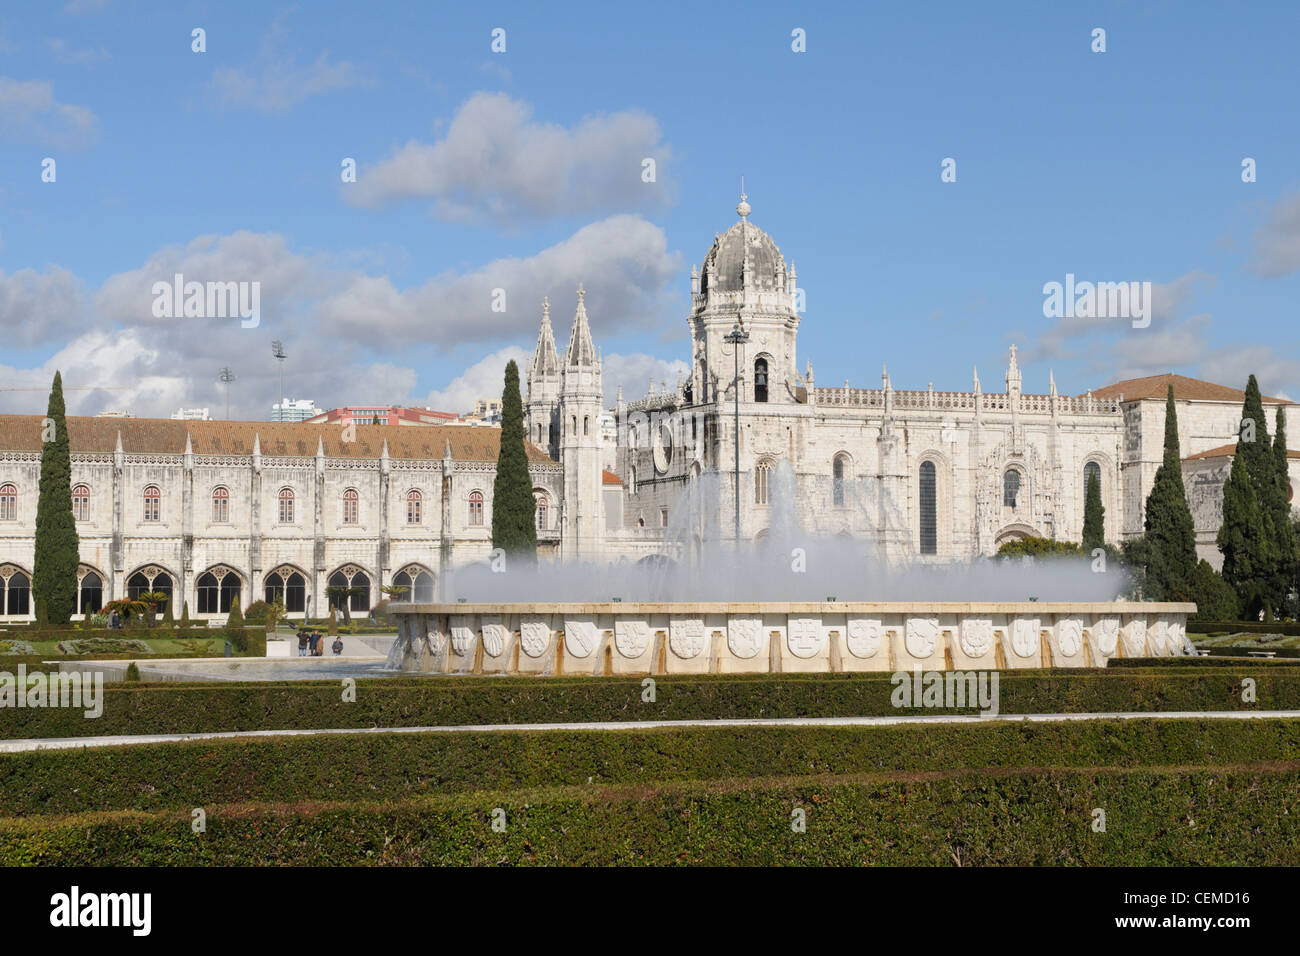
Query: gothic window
833 454 850 507
407 490 422 524
264 567 306 613
468 491 484 526
127 567 174 603
143 485 161 522
328 567 371 612
342 488 359 524
0 566 30 615
584 416 590 436
392 566 435 603
212 486 229 523
278 488 295 524
78 568 103 616
661 508 669 528
197 567 240 614
1083 461 1101 499
535 491 549 530
72 484 90 521
754 357 769 403
1003 469 1022 509
0 484 14 521
755 460 772 505
919 461 937 555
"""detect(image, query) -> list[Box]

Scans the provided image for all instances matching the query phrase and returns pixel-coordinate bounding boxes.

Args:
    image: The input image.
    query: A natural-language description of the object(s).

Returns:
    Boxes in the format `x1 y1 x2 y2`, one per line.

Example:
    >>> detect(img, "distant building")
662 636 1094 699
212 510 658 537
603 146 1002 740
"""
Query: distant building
467 398 503 424
304 406 459 427
95 410 132 418
170 407 211 421
272 399 323 423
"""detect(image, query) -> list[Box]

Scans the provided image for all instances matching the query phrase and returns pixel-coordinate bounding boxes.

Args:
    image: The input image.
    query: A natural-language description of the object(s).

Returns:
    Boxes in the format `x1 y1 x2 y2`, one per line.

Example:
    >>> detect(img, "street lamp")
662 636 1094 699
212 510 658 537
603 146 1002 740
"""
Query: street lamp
723 317 749 546
218 367 235 420
271 341 287 414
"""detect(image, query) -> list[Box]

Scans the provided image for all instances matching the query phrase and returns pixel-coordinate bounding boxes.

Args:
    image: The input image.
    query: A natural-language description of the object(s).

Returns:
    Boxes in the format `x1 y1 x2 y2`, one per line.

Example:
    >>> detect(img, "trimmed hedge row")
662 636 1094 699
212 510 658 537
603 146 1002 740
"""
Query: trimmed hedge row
3 765 1297 865
0 669 1296 739
1 718 1297 818
1189 620 1300 636
1110 655 1300 667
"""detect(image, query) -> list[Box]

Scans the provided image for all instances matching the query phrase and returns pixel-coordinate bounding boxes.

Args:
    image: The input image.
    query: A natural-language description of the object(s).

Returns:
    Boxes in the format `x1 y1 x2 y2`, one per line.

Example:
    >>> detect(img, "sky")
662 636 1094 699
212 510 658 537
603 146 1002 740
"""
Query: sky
2 0 1299 420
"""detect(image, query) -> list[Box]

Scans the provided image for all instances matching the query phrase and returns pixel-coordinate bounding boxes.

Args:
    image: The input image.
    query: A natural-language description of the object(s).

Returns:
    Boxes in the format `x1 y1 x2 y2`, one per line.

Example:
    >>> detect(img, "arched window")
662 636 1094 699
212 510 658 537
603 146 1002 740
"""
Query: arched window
211 486 229 523
328 568 371 612
584 415 590 436
0 565 30 615
755 460 772 505
72 484 90 522
1003 469 1021 509
264 567 306 613
78 568 103 616
407 490 422 525
919 461 937 555
1083 461 1101 499
535 491 549 531
196 567 240 614
0 484 14 522
342 488 359 524
127 567 174 604
832 454 849 507
393 566 435 603
278 488 295 524
754 357 769 403
142 485 161 522
468 491 484 526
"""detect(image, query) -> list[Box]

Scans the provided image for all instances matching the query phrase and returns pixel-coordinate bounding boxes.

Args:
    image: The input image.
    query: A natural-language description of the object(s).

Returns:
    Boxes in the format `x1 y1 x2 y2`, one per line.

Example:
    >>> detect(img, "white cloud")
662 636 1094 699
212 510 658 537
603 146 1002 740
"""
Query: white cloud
423 346 530 414
602 352 691 406
0 265 86 347
346 92 674 223
1249 191 1300 278
46 37 110 64
0 76 98 148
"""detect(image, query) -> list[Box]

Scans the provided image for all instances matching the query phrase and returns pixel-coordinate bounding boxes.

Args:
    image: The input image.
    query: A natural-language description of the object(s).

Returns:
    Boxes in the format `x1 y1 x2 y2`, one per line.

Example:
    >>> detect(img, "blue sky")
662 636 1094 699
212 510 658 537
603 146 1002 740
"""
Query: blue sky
2 0 1300 418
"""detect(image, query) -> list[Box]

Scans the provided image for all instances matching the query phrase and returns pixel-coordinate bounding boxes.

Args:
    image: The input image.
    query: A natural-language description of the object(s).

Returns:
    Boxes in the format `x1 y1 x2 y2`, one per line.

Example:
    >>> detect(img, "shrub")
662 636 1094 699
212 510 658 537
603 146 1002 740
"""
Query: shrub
0 640 36 656
226 597 243 629
124 663 141 682
56 638 151 655
1190 559 1240 622
996 536 1083 558
242 600 271 624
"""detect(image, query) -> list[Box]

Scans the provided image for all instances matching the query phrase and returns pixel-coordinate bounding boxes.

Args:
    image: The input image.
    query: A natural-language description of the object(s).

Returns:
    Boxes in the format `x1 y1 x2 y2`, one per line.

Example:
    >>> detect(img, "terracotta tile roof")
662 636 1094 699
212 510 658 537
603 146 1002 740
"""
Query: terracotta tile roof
0 415 556 464
602 469 623 485
1088 373 1293 404
1184 442 1300 462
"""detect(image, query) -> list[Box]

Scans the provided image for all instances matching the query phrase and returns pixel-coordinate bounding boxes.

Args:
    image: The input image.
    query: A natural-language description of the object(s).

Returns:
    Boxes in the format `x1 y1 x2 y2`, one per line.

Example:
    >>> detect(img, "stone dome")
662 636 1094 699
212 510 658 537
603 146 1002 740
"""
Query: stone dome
700 198 786 294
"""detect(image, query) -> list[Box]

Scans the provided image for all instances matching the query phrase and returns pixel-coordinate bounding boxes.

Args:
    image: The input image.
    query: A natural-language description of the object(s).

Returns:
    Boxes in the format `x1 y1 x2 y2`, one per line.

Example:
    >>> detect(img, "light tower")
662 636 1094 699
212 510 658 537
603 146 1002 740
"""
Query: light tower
218 367 235 420
271 340 287 413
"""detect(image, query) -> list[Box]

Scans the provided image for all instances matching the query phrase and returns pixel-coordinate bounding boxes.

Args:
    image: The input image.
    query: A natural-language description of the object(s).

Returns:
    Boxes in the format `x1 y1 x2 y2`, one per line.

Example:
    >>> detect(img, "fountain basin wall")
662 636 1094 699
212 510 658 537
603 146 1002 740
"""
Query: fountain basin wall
389 602 1198 675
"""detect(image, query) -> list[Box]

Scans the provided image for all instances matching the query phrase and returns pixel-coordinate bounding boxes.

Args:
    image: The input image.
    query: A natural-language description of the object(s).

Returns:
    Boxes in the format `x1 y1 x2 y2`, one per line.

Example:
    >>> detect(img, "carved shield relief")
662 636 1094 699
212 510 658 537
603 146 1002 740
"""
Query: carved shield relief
519 616 551 658
845 618 882 658
614 619 651 658
669 618 706 659
727 616 763 659
787 618 825 658
905 618 939 658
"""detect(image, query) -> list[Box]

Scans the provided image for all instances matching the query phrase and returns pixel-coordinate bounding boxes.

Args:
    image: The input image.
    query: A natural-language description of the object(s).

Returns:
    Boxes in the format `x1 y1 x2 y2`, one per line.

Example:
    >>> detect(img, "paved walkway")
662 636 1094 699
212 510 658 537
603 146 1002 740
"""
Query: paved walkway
2 709 1298 753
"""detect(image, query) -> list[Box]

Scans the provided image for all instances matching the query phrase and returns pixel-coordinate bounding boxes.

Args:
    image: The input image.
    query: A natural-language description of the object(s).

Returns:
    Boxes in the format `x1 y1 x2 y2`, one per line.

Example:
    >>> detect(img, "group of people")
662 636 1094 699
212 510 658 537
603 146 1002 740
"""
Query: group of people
297 629 344 657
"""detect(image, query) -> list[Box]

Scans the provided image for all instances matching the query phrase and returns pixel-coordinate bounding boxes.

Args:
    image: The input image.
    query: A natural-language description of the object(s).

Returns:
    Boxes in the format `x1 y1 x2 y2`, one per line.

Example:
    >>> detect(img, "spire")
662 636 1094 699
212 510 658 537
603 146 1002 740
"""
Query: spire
1005 343 1022 395
530 297 560 377
973 365 981 394
114 430 123 454
566 283 597 367
1049 369 1057 398
736 176 750 221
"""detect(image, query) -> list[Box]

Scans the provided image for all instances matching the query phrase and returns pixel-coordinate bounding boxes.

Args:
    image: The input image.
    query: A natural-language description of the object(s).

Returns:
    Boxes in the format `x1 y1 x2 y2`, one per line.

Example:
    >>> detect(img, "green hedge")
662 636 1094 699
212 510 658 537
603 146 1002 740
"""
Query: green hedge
3 765 1297 865
1110 655 1300 667
1189 620 1300 635
1 669 1295 739
1 718 1296 818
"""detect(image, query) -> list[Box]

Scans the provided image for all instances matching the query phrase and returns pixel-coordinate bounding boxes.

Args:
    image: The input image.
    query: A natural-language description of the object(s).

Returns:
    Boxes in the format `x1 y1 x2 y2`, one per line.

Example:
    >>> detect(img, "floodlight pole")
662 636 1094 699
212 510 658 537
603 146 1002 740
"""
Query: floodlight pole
724 317 749 547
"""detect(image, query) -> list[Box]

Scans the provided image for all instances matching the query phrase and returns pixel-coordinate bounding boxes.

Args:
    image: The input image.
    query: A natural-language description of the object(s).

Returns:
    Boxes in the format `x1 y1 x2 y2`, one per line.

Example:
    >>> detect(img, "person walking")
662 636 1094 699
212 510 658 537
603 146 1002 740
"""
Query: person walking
331 635 344 657
313 630 324 656
297 630 309 657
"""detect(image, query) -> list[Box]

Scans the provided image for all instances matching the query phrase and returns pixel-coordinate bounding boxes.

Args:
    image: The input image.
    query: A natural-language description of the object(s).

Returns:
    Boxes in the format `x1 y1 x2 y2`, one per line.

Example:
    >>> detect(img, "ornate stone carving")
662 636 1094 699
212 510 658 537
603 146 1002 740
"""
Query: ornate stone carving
1167 619 1187 653
1122 617 1147 656
787 617 824 658
669 618 706 659
846 618 882 658
1148 616 1167 653
449 615 475 655
1010 617 1039 658
959 618 994 658
565 618 598 657
425 625 447 656
1095 617 1119 655
520 616 550 658
728 616 762 658
905 617 939 658
481 615 506 656
1057 618 1083 657
615 619 651 658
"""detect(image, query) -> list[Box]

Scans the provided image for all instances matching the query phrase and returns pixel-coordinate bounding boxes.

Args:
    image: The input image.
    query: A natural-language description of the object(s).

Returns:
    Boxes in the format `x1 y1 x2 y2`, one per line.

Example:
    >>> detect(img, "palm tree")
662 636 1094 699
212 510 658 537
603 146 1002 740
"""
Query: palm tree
103 598 149 627
139 591 170 628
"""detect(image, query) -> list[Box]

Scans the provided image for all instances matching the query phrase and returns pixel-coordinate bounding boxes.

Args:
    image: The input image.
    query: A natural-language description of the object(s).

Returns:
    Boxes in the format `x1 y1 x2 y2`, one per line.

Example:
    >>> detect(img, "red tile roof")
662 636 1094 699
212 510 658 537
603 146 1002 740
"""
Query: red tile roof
1185 442 1300 462
0 415 556 464
1089 373 1293 404
602 469 623 485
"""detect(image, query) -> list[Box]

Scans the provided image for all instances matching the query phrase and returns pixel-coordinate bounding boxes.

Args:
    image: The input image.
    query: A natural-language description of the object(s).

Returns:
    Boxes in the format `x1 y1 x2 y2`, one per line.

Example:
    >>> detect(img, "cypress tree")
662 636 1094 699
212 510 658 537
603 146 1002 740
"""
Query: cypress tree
1143 386 1198 601
491 360 538 561
31 371 80 626
226 595 243 628
1082 469 1105 552
1271 406 1297 611
1218 450 1267 618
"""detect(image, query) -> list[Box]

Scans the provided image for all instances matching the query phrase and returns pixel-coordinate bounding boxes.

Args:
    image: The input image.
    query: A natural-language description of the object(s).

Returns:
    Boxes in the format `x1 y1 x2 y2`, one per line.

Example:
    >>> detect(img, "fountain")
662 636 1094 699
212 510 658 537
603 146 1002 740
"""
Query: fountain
388 460 1197 674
